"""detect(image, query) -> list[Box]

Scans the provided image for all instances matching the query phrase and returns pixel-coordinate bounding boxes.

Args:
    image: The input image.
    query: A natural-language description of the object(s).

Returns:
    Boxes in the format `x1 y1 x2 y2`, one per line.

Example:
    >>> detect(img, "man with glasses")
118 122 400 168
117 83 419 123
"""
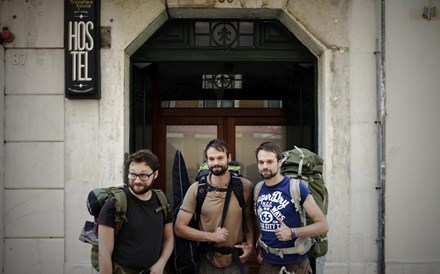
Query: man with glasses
99 149 174 274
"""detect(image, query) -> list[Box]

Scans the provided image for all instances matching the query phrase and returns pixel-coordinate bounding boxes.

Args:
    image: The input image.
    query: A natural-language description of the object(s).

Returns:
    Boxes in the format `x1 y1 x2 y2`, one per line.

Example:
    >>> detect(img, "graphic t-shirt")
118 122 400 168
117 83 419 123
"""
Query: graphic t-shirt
256 176 311 265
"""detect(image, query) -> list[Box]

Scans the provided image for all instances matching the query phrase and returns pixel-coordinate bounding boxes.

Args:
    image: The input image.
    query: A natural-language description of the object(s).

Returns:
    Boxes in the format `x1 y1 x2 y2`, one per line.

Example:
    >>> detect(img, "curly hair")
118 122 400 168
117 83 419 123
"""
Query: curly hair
127 149 160 171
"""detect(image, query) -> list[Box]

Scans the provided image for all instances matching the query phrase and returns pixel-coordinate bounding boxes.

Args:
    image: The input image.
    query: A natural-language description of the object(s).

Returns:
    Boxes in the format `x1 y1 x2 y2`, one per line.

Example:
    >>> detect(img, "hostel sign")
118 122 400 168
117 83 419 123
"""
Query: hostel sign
65 0 100 99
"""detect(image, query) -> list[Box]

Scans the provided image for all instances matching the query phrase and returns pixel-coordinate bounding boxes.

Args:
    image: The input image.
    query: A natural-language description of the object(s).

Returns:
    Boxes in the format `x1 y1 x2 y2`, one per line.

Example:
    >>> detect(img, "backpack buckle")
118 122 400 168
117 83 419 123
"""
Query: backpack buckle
275 248 284 259
258 239 285 258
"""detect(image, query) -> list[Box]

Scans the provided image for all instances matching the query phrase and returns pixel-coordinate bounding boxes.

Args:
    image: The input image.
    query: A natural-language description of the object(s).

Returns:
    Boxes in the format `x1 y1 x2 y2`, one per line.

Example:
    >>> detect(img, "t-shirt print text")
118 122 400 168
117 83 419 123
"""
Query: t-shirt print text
257 191 289 232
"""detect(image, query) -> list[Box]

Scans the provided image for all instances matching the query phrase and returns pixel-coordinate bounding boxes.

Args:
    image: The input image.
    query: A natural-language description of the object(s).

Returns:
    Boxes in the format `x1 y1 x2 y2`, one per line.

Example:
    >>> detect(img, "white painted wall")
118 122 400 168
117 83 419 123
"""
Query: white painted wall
385 0 440 273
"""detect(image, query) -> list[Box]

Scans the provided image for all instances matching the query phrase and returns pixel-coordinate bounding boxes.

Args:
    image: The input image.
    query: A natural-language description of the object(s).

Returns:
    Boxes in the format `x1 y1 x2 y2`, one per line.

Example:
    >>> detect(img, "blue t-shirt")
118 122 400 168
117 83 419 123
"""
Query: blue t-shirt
256 176 311 265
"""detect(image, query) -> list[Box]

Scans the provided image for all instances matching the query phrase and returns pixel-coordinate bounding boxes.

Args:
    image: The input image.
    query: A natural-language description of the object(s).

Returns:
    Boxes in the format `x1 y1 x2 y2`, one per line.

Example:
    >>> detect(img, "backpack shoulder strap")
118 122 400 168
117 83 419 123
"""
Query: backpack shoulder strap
195 176 208 222
109 187 128 232
253 181 264 212
289 178 306 227
220 180 234 228
230 173 249 233
253 181 264 242
231 174 245 208
294 146 305 177
196 173 248 232
152 189 170 220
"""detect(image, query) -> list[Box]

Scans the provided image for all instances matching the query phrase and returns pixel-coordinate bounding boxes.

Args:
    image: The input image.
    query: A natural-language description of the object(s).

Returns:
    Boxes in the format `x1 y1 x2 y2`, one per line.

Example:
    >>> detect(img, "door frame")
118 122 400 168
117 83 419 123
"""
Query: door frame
130 19 318 191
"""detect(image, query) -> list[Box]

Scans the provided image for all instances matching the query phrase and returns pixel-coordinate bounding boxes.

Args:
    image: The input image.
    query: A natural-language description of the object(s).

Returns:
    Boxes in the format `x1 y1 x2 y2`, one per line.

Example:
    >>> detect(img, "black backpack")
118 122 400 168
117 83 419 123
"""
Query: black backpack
168 150 199 274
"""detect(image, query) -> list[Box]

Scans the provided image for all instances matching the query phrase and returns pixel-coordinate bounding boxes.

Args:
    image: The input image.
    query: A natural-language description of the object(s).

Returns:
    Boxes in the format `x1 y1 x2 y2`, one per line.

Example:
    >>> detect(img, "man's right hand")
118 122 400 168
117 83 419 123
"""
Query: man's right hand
211 227 228 242
256 251 264 264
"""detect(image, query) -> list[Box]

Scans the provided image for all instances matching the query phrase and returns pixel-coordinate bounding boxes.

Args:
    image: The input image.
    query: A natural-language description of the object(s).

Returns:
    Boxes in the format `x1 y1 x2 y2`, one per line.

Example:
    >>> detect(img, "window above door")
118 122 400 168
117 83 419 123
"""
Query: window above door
131 19 316 62
154 61 311 109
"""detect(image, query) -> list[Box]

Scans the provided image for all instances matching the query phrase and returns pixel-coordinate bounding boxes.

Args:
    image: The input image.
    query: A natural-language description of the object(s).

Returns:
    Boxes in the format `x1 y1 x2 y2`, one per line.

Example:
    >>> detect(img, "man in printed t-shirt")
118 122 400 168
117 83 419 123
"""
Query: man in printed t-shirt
254 142 328 274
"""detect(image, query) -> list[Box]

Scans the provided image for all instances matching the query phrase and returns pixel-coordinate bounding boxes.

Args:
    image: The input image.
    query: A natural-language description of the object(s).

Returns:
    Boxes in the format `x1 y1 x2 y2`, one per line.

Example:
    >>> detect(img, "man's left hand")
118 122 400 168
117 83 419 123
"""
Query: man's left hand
275 218 292 241
235 242 254 263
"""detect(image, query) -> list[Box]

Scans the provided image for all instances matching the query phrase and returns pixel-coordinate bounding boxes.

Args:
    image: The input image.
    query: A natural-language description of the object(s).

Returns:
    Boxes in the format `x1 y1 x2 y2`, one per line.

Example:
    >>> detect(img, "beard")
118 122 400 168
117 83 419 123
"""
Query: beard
209 165 228 176
260 169 278 180
129 179 154 195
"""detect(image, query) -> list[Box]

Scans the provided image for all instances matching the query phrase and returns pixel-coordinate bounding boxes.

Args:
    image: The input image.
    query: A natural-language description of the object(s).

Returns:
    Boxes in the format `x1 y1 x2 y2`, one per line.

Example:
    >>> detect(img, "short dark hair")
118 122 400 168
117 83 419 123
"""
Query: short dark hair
127 149 160 171
204 139 230 159
255 142 283 161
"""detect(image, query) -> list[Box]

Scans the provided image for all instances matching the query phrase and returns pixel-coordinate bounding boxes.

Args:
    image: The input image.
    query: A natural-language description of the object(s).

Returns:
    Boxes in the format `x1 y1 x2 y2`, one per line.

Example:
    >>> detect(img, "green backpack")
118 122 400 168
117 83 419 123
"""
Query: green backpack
281 146 328 258
87 187 170 271
254 146 328 259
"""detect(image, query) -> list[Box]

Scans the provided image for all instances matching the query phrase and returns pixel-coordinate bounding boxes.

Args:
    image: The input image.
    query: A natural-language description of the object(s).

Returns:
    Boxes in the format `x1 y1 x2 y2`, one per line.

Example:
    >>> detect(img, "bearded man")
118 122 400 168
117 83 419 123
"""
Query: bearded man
175 139 255 274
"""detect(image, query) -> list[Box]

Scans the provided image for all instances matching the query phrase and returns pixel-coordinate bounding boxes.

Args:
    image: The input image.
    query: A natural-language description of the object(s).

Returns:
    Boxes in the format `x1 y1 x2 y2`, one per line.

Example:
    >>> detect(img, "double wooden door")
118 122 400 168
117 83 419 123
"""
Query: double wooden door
156 112 287 274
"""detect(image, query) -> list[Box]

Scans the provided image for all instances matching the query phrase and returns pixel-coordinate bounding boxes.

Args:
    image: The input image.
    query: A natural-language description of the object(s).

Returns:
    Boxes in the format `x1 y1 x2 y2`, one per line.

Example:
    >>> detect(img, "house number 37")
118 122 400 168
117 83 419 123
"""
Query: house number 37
12 53 27 65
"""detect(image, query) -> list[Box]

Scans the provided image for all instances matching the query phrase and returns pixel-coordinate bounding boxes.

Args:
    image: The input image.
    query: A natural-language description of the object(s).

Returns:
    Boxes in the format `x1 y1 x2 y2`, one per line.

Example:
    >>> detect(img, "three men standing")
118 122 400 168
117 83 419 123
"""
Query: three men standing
96 141 328 274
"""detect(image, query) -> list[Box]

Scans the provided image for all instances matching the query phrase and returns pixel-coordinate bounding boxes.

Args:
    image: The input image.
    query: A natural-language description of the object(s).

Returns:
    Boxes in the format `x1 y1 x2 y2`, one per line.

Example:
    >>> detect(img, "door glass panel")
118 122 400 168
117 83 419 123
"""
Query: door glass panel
166 125 217 197
235 126 286 184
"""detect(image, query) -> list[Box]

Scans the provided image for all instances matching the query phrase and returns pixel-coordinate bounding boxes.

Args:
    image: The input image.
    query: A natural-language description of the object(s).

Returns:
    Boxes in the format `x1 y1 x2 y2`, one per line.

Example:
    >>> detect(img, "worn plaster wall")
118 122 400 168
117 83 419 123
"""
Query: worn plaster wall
385 0 440 273
284 1 355 273
1 0 65 273
4 0 438 274
0 45 5 274
348 0 379 273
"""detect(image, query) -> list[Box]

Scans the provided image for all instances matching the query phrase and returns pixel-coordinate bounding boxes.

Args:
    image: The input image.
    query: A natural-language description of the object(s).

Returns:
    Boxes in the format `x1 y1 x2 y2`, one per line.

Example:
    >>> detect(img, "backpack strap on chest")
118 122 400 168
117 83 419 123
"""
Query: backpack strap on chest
108 187 128 233
220 180 234 227
288 177 306 227
230 173 248 233
196 172 248 231
152 189 170 220
253 181 264 216
195 176 208 222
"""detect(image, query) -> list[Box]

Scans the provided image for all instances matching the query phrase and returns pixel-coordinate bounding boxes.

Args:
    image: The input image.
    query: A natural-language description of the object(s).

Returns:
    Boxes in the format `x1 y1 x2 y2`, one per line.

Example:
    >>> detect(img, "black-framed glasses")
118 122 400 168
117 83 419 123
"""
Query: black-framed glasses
127 171 155 181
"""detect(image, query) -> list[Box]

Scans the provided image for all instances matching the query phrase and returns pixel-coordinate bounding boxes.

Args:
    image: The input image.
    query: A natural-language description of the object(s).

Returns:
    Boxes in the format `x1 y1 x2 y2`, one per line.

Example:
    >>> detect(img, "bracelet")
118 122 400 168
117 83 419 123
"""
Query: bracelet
290 228 296 239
